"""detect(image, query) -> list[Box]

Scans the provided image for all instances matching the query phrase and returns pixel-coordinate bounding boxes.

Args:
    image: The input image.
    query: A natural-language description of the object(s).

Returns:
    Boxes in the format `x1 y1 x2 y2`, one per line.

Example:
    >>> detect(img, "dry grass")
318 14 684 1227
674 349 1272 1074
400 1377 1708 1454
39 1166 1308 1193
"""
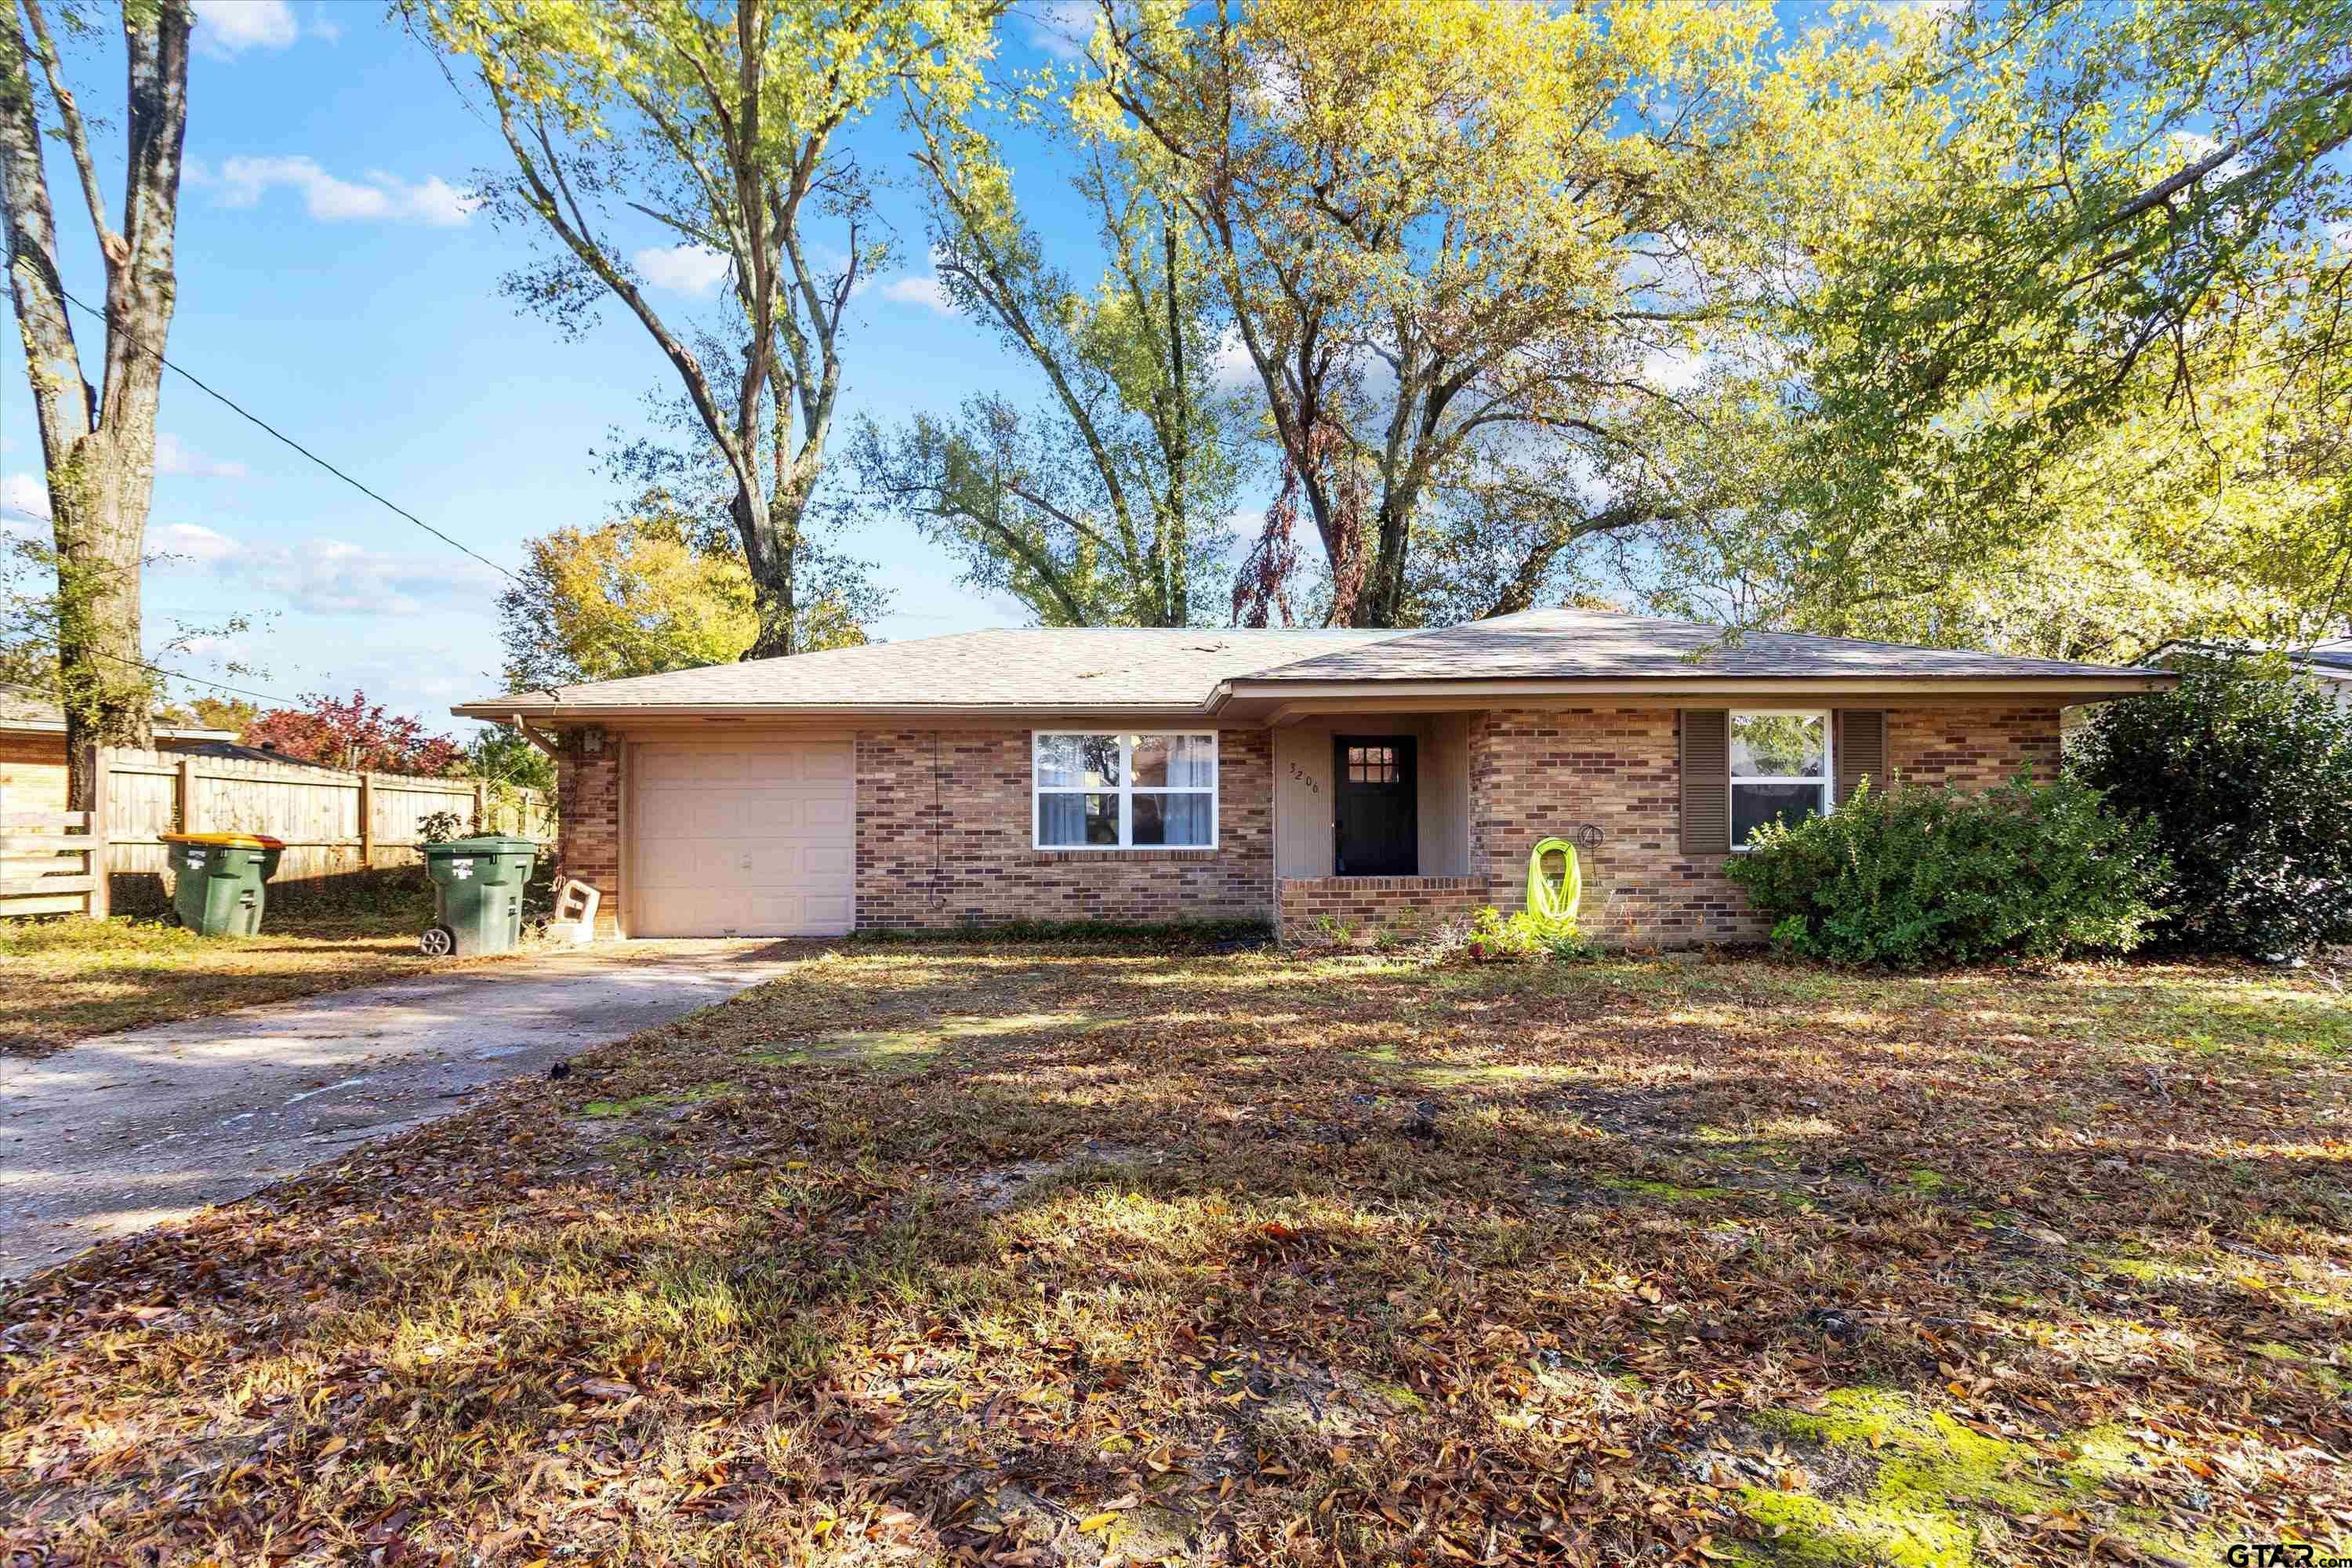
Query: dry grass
0 910 522 1055
2 942 2347 1566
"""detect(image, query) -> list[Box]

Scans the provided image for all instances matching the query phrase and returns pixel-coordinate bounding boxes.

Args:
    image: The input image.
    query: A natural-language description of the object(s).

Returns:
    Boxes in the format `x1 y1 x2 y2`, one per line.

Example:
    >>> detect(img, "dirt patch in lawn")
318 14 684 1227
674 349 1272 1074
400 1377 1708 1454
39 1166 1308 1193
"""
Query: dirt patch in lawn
0 913 528 1055
2 946 2347 1566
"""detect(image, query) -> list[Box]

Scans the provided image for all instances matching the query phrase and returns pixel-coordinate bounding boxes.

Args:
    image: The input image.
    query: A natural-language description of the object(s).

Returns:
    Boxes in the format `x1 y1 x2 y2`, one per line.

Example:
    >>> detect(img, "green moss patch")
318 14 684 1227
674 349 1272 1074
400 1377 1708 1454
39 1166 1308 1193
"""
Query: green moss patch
579 1081 739 1118
1599 1175 1738 1203
749 1011 1116 1073
1735 1388 2217 1566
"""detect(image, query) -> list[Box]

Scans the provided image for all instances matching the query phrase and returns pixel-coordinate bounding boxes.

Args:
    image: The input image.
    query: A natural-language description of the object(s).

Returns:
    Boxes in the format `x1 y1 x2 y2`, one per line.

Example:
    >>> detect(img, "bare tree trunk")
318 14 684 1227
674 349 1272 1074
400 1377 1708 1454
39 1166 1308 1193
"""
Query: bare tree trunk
51 441 158 804
0 0 191 810
735 483 800 659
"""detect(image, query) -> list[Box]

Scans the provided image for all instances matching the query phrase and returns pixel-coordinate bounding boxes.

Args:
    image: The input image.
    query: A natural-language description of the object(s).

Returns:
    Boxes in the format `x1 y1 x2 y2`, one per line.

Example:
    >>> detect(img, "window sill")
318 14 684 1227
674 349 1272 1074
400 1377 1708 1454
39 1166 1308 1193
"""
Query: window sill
1032 847 1221 862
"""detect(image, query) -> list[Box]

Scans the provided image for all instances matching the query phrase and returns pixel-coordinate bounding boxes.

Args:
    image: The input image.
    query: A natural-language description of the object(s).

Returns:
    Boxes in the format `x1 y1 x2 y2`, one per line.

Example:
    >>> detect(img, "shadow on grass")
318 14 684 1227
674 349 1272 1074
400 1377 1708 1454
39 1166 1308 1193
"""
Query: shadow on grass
2 945 2343 1564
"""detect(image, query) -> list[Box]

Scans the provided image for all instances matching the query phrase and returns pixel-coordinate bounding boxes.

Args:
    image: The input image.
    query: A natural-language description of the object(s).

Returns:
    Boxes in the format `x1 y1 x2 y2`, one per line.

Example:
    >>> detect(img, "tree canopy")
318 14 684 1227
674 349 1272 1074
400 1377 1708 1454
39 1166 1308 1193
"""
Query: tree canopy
499 500 873 693
409 0 996 656
851 95 1240 627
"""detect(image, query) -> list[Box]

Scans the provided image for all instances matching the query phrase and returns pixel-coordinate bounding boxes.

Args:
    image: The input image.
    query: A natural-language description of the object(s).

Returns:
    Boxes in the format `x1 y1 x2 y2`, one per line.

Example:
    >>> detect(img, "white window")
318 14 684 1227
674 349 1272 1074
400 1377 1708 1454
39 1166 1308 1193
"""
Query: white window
1729 710 1831 848
1034 731 1218 849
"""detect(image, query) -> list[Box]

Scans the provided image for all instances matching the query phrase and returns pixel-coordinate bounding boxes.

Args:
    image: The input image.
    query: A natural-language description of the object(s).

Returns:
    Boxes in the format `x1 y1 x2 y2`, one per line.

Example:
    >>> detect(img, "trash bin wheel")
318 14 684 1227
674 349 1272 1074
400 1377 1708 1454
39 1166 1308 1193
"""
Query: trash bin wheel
418 925 457 958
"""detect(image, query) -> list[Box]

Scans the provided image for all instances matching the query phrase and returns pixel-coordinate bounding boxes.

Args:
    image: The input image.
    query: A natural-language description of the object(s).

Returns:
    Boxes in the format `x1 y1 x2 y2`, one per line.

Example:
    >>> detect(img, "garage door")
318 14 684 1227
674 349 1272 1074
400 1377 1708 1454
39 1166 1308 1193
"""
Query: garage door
631 738 855 936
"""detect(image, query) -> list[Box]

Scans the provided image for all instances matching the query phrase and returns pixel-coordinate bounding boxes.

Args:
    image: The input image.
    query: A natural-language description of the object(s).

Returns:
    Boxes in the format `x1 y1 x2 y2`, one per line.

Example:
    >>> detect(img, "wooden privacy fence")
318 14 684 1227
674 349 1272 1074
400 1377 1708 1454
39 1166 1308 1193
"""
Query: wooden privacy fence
1 748 555 920
0 810 102 918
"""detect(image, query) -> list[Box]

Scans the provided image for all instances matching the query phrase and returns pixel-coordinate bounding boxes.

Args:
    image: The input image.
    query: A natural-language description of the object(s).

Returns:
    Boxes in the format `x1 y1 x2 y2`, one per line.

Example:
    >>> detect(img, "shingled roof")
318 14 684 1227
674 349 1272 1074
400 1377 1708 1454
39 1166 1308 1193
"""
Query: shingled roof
1229 608 2165 684
459 627 1408 716
0 681 239 739
456 610 2169 720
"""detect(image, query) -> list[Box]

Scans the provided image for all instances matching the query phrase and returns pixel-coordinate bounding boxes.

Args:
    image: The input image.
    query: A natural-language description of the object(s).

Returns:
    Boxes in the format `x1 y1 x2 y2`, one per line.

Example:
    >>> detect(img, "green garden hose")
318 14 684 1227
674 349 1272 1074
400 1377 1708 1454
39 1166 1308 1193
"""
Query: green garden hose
1525 837 1583 937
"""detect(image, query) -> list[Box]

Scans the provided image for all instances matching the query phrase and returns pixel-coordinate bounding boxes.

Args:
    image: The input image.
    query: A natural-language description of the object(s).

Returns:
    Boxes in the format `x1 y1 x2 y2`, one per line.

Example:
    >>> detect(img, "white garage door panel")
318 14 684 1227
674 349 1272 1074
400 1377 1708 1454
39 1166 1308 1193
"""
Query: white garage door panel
631 739 855 937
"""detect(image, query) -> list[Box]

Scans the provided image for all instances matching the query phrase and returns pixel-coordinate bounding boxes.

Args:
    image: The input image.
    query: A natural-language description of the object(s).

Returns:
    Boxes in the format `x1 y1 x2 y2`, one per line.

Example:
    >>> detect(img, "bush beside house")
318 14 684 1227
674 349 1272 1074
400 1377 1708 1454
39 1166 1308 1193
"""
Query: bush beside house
2071 663 2352 958
1726 775 2167 966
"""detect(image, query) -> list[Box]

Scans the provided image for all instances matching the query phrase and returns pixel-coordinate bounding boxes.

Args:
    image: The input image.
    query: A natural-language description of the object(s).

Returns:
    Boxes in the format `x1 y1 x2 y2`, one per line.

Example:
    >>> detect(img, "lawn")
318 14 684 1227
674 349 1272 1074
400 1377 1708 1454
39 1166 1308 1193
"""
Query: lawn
0 907 523 1055
2 942 2347 1566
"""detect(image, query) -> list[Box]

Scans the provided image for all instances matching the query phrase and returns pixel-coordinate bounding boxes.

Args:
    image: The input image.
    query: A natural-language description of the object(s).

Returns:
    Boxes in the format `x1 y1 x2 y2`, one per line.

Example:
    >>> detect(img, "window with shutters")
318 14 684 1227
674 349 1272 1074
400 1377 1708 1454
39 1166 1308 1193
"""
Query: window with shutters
1729 710 1832 848
1034 731 1218 849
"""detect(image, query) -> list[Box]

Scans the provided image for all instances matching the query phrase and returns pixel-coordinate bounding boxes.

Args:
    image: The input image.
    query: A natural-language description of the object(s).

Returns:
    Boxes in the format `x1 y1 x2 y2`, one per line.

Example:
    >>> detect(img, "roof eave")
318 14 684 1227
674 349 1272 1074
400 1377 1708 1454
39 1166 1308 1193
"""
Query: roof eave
1215 672 2180 705
451 699 1225 724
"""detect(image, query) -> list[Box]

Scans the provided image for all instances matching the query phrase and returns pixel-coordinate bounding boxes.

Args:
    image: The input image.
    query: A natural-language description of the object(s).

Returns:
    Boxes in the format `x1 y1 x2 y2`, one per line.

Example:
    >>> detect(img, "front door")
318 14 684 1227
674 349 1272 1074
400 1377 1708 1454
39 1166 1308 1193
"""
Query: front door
1334 735 1417 876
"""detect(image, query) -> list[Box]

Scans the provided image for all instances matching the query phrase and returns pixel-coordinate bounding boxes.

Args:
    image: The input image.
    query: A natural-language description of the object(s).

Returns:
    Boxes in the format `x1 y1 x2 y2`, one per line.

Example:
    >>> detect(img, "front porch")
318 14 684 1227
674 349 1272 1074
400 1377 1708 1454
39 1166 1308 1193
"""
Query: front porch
1271 712 1487 942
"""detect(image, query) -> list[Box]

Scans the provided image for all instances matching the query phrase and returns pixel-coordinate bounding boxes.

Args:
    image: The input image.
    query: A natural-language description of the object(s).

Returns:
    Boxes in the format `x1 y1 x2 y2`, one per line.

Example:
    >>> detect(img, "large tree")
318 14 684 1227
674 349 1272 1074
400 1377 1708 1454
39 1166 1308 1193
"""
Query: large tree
1075 0 1802 628
499 495 877 693
851 93 1238 626
0 0 191 807
1758 0 2352 650
409 0 995 658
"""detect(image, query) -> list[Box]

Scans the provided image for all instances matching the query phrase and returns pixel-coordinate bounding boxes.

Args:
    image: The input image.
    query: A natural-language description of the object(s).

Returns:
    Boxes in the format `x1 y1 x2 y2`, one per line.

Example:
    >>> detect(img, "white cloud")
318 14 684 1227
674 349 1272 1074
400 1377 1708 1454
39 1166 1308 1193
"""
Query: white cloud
879 273 955 314
1 471 52 522
155 434 248 481
1640 343 1710 395
307 3 340 42
1028 0 1095 59
1208 326 1258 392
216 156 478 227
633 243 732 296
151 521 245 564
191 0 298 58
148 524 501 616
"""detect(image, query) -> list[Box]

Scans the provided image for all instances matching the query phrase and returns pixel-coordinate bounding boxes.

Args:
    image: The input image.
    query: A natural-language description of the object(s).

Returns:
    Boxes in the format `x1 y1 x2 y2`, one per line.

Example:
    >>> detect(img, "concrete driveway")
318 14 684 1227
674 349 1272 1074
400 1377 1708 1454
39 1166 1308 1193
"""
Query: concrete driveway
0 939 812 1282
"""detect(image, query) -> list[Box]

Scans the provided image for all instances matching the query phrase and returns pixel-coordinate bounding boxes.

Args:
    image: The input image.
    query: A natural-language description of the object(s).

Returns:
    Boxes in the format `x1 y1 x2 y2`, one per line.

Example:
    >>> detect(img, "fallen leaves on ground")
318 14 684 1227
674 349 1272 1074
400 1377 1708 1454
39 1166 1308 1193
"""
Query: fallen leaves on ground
0 910 514 1055
2 943 2347 1566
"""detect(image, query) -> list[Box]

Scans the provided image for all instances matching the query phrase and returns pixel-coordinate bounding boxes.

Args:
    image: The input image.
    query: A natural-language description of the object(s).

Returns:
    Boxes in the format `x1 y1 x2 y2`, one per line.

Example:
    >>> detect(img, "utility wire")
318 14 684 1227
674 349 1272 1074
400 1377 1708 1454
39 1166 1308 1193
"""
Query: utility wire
20 633 300 706
56 287 524 586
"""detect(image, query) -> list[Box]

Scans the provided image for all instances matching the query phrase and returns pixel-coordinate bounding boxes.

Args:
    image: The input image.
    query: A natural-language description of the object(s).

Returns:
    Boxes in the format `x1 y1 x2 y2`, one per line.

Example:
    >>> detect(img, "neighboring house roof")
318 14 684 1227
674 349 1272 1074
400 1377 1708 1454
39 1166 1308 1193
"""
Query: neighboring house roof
2144 638 2352 684
0 680 237 741
172 739 342 768
456 609 2171 723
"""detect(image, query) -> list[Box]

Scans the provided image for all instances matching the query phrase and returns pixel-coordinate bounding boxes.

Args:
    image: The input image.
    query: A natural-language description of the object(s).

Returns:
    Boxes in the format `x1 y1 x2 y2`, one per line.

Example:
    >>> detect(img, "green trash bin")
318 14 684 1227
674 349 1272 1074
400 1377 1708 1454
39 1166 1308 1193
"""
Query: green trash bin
160 832 285 936
420 835 542 957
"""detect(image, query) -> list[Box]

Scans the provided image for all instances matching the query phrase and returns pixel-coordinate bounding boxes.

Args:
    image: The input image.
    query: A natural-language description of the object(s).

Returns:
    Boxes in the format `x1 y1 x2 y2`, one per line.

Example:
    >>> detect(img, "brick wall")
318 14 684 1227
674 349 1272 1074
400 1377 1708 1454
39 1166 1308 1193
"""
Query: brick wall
1276 876 1487 943
549 704 2063 943
1460 704 2067 949
1468 708 1762 946
856 728 1275 929
1886 705 2063 789
555 736 623 938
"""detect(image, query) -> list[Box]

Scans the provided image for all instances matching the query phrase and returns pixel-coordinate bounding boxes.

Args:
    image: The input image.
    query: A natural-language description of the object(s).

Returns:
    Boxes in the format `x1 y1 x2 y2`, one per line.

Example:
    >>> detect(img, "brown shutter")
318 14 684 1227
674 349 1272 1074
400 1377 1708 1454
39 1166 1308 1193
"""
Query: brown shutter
1679 709 1730 855
1835 710 1886 804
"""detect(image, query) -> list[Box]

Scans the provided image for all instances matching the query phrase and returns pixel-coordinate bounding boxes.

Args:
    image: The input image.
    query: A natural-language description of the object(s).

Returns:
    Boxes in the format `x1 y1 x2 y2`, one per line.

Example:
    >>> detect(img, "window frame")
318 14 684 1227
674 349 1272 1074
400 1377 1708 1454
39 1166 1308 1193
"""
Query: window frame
1726 708 1833 851
1032 729 1221 851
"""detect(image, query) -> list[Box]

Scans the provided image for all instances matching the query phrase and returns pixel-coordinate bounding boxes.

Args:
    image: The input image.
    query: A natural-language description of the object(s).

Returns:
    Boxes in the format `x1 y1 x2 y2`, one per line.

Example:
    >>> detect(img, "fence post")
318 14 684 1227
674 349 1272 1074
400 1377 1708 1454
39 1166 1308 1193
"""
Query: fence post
474 779 488 834
177 756 202 833
358 771 375 872
88 746 111 920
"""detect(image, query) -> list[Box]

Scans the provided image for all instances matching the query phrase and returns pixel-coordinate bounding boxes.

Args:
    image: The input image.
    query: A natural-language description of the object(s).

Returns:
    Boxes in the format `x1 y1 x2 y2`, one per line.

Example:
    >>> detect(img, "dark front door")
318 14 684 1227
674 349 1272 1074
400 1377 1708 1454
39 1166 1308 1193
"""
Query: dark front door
1334 735 1417 876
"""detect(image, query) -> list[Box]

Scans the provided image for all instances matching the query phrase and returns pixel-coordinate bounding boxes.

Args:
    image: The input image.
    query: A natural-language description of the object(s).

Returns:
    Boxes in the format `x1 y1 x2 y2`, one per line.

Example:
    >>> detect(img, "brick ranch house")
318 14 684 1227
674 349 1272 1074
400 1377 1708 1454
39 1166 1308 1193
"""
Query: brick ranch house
452 608 2174 945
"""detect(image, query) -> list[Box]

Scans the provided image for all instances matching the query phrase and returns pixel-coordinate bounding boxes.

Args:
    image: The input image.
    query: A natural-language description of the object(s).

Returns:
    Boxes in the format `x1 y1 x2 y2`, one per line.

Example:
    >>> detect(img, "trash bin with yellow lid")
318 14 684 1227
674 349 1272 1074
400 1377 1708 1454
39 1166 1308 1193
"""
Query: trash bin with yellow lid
159 831 286 936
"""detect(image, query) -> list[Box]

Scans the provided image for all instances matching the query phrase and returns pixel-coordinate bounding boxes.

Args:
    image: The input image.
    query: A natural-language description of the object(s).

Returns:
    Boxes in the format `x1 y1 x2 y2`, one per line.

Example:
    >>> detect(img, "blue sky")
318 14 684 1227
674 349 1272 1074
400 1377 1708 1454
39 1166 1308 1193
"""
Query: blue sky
2 0 1153 736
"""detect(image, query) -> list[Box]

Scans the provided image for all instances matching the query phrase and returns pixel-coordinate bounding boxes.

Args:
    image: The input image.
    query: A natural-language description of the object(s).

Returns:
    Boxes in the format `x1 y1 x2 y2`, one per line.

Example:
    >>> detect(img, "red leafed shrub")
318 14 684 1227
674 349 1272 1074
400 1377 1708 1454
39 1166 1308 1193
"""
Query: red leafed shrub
241 691 466 776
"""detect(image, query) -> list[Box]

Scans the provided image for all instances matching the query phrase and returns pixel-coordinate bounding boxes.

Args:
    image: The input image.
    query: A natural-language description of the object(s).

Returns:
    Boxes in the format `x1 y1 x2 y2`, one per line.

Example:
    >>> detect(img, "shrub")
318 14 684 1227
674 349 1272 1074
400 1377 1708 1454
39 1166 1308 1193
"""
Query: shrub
1726 775 2166 967
1462 906 1595 963
2071 662 2352 957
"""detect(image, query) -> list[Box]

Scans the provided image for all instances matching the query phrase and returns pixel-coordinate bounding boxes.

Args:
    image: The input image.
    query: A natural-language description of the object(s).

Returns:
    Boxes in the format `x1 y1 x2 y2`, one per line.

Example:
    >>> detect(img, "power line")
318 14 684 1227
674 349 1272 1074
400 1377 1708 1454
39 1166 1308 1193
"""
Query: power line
22 634 299 706
55 288 524 586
